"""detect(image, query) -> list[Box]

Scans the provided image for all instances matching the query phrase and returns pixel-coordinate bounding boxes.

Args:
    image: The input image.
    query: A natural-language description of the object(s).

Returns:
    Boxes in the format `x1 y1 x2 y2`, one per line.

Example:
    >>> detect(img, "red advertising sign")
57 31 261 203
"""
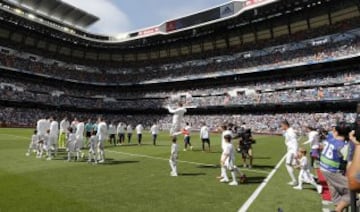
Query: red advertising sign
138 27 160 36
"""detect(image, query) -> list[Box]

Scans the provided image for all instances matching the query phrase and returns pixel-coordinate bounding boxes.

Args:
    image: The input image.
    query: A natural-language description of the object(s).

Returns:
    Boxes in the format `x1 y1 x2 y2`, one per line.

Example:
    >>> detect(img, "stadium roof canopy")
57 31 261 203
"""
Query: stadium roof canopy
4 0 99 28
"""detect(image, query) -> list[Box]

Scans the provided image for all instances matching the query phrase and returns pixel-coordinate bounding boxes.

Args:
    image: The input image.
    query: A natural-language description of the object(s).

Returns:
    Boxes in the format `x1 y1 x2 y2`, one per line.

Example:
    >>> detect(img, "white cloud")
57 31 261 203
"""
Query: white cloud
61 0 131 35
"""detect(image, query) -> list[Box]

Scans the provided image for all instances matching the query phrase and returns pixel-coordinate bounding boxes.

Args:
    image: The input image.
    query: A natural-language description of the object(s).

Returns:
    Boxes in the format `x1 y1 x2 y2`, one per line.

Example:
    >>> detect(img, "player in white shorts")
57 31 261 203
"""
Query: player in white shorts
281 120 299 186
217 123 233 179
221 133 246 186
26 130 39 157
47 117 59 160
169 137 179 176
36 117 50 144
66 128 76 161
293 148 322 193
88 131 98 164
75 121 85 160
167 102 187 137
96 118 108 163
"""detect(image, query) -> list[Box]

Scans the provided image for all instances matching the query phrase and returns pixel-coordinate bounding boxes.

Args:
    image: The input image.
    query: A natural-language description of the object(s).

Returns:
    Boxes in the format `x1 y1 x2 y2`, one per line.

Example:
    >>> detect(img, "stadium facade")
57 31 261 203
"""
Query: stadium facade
0 0 359 129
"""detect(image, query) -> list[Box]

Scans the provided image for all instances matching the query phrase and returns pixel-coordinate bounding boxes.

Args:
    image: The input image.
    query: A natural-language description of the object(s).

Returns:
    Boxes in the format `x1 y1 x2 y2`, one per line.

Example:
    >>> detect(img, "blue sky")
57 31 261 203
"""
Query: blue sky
62 0 229 35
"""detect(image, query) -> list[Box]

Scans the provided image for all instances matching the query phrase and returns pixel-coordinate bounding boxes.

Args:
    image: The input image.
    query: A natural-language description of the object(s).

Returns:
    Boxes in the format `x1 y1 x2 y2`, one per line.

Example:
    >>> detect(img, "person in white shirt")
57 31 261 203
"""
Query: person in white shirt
167 102 187 137
117 122 126 145
293 148 322 193
200 122 210 152
47 117 59 160
150 123 159 146
97 118 108 163
88 131 98 164
136 124 144 145
108 122 116 146
182 122 192 151
217 123 233 180
66 128 76 161
169 137 179 177
303 126 320 168
37 117 50 142
221 134 246 186
26 130 39 157
58 117 69 149
281 120 299 186
71 118 79 131
75 121 85 160
127 125 133 144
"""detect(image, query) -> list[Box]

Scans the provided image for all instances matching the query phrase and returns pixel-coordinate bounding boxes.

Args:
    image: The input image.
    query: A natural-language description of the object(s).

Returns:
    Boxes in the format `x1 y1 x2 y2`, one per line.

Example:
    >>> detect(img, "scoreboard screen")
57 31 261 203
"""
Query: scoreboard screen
166 2 237 32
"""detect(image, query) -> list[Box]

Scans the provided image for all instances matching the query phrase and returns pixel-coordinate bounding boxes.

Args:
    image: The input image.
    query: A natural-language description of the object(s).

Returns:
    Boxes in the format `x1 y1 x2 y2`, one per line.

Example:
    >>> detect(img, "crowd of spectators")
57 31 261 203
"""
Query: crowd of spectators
0 26 360 84
1 70 359 110
0 106 356 135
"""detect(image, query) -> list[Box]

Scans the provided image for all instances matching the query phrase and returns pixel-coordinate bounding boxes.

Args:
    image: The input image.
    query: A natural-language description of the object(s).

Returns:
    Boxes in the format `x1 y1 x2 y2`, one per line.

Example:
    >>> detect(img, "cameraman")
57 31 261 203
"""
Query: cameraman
234 125 255 169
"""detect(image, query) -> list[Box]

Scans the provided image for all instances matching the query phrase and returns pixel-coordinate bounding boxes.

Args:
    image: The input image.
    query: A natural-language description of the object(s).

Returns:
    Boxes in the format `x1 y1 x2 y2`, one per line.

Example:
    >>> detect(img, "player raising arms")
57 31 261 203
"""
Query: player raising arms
167 102 187 137
281 120 299 186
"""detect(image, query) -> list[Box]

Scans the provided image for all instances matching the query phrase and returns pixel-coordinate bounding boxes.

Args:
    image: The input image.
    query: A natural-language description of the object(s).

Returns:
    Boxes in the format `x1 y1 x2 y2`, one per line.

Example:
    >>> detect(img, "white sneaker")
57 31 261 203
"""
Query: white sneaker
25 153 30 157
229 181 238 186
183 149 187 152
46 157 52 161
220 178 229 183
243 164 247 168
293 186 302 190
170 172 178 177
98 160 105 163
248 165 253 169
317 185 323 194
288 181 297 186
190 146 193 151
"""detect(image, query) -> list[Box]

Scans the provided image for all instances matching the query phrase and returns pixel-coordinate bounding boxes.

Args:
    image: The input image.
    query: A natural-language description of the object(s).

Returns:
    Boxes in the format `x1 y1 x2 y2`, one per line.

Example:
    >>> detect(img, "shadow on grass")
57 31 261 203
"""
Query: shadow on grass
179 173 206 176
102 160 139 166
197 165 220 169
245 176 266 184
251 165 275 169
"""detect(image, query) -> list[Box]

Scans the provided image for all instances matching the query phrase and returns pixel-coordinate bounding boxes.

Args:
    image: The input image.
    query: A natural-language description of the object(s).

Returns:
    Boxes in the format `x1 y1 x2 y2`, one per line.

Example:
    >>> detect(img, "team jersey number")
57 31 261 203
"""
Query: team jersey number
322 141 335 159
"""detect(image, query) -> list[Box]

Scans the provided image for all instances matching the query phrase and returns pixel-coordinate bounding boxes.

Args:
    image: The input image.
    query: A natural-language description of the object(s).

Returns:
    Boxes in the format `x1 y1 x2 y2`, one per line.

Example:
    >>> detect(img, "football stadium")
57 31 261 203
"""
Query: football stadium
0 0 360 211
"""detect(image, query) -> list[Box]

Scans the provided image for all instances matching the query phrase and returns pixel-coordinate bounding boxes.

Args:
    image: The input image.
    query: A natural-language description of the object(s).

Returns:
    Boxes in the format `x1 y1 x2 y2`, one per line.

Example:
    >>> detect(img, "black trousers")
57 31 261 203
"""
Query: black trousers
137 134 142 144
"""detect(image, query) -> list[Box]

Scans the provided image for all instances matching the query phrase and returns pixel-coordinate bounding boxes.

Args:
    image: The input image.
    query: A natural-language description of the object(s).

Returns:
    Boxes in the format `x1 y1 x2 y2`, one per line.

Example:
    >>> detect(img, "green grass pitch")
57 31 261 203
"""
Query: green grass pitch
0 128 322 212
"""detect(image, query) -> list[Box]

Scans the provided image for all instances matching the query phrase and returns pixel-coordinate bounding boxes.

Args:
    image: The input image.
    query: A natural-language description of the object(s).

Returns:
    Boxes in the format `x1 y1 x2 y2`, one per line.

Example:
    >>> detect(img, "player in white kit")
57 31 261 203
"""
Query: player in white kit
75 121 85 160
26 130 39 157
167 102 187 137
218 123 233 180
66 128 76 161
97 118 108 163
169 137 179 176
221 134 246 186
36 117 50 158
47 117 59 160
293 148 322 193
88 131 98 164
281 120 299 186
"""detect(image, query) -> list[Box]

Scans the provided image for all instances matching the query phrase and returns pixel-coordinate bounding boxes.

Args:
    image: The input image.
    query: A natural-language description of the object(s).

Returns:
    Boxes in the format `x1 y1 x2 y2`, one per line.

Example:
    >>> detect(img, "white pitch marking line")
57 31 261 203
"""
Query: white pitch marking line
238 154 287 212
107 150 270 175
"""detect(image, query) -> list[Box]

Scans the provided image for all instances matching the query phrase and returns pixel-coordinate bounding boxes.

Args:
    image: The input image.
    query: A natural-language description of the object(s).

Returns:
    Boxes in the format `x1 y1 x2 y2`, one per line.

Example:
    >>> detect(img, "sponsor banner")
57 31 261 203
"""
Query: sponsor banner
245 0 277 8
138 27 160 36
166 20 177 32
220 3 235 18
